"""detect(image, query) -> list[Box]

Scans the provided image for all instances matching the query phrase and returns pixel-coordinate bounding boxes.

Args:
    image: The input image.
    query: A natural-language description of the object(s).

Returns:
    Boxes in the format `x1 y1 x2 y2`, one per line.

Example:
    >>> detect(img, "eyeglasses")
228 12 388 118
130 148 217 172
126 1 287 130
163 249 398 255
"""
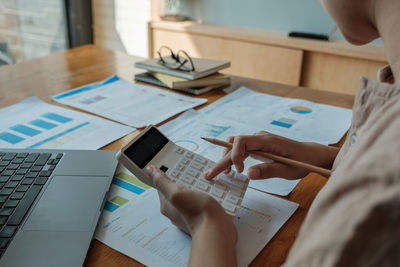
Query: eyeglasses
157 46 195 72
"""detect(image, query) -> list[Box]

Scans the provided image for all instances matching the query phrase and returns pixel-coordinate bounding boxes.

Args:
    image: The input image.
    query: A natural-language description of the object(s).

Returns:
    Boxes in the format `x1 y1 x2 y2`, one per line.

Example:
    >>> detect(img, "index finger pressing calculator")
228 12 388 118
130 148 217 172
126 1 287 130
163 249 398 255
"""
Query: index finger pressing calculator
116 125 249 216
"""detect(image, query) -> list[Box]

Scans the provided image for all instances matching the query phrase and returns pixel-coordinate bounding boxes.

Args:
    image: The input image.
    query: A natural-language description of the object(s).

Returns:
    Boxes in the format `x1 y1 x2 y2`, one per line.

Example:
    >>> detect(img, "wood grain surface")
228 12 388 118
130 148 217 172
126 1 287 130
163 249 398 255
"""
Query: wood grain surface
0 45 355 267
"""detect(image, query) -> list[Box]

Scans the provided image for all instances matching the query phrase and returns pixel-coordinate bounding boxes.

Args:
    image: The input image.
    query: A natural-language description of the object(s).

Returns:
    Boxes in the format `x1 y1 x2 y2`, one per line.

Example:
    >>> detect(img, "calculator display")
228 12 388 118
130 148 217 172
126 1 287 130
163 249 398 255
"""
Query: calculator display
125 127 168 168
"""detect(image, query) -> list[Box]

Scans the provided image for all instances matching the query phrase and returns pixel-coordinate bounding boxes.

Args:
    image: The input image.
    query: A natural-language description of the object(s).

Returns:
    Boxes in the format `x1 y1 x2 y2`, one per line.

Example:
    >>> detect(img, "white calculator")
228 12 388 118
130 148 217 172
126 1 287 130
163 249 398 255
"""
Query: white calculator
116 125 249 216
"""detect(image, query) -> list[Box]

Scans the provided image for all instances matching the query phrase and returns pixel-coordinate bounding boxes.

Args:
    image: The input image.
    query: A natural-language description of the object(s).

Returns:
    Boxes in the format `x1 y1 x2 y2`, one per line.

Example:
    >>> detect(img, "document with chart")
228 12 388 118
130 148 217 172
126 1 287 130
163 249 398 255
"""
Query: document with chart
52 75 207 128
160 109 301 196
0 96 134 149
95 165 298 267
201 87 352 145
160 88 352 195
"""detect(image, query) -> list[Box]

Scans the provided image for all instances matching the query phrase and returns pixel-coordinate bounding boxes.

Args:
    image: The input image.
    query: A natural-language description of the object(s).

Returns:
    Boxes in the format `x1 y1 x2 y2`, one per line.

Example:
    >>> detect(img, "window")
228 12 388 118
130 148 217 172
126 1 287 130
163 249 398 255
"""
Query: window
0 0 68 64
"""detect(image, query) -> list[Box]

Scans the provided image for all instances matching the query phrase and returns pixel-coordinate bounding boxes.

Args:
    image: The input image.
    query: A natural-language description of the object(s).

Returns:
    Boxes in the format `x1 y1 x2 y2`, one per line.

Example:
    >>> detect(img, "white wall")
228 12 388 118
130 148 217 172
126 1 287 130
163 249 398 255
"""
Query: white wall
92 0 150 57
176 0 382 44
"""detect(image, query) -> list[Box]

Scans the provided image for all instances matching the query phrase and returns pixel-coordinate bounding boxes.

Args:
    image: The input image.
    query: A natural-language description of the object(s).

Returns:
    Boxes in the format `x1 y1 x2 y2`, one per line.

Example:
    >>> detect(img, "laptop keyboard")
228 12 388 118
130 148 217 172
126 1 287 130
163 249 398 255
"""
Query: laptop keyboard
0 151 62 258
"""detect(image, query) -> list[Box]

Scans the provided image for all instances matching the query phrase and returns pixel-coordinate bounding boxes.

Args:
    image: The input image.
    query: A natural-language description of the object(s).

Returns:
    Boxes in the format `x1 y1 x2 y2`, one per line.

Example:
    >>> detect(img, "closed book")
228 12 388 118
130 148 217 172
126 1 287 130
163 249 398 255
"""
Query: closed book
134 72 168 88
174 85 221 95
151 72 230 89
134 72 221 95
135 57 230 80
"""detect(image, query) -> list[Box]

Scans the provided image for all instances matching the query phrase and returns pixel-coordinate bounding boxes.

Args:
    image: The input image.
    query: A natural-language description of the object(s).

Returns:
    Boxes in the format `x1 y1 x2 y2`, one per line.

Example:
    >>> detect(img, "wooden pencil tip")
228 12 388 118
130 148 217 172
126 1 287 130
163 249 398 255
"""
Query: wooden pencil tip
200 137 207 140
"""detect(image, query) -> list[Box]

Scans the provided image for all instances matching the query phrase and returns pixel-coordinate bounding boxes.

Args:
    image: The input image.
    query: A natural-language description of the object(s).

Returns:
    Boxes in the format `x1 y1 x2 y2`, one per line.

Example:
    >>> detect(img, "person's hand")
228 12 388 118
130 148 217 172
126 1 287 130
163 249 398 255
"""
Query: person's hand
145 165 238 267
204 131 339 180
145 165 237 237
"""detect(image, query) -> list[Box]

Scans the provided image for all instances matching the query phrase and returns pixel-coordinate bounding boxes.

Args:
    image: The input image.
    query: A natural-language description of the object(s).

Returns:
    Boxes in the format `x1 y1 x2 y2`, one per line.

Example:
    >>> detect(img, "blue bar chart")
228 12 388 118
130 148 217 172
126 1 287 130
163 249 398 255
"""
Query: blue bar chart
0 112 74 146
42 112 73 123
0 96 133 150
112 178 146 195
104 195 130 213
10 124 42 137
0 132 25 144
270 118 297 128
104 201 120 212
204 123 230 137
104 171 151 213
30 119 57 130
27 122 89 148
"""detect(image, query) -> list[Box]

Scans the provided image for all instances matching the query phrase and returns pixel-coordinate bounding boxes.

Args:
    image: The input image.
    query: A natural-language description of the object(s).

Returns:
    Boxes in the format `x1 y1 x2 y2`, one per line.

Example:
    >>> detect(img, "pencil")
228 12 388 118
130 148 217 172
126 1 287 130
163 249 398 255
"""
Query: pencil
241 206 271 219
201 137 331 177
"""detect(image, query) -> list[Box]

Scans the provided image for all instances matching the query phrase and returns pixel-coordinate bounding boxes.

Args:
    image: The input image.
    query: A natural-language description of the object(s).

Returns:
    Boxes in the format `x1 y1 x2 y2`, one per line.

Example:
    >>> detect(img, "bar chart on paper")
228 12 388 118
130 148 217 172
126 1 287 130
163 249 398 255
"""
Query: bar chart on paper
104 169 152 213
96 164 193 267
104 195 129 212
270 117 297 128
96 184 192 267
159 110 256 162
95 183 299 267
52 75 207 128
199 87 352 145
0 112 73 145
0 96 134 150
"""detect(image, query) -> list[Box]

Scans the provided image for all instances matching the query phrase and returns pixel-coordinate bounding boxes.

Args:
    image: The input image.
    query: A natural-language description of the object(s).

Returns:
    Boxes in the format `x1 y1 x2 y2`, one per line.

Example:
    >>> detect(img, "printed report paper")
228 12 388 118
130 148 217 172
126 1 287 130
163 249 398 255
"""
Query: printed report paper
201 87 352 145
0 96 134 149
95 165 298 267
160 87 352 195
160 109 300 196
52 75 207 128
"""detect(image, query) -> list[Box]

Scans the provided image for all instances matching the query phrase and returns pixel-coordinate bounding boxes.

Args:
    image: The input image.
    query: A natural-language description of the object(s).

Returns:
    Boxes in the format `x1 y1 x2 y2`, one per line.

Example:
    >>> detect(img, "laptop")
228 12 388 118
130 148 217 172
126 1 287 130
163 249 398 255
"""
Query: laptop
0 149 117 267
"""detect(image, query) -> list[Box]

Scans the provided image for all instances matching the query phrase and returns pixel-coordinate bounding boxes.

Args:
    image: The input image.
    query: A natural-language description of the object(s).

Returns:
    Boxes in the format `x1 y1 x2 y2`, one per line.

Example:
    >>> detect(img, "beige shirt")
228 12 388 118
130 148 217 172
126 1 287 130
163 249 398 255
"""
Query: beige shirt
284 67 400 267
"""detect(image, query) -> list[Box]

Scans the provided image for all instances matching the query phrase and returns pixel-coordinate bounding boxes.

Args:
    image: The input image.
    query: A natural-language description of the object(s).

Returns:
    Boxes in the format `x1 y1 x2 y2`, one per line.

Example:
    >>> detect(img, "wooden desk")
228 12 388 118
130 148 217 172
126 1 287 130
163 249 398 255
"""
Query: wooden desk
0 45 355 267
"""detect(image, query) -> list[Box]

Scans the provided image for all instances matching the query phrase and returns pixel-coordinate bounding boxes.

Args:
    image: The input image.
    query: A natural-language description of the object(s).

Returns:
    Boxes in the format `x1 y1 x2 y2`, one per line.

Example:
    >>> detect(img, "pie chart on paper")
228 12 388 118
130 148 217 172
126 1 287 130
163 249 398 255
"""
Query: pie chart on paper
175 140 199 152
290 106 312 114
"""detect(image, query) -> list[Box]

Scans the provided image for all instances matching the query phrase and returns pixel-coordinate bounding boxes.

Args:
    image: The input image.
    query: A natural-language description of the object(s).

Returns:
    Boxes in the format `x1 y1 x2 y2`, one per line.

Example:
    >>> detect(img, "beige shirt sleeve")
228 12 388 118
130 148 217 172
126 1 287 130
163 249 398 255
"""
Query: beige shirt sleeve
283 76 400 267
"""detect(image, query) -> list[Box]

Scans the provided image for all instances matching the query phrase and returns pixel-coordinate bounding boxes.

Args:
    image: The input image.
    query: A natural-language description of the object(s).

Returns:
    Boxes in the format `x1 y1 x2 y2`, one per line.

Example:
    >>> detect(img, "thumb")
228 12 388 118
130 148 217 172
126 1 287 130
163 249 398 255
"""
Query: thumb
145 165 177 200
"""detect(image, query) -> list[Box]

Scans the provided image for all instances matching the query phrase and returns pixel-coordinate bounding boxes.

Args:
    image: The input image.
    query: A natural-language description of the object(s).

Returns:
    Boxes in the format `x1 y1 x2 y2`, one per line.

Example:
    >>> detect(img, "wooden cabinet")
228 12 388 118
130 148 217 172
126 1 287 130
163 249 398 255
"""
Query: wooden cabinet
149 21 387 95
151 28 303 86
301 52 386 94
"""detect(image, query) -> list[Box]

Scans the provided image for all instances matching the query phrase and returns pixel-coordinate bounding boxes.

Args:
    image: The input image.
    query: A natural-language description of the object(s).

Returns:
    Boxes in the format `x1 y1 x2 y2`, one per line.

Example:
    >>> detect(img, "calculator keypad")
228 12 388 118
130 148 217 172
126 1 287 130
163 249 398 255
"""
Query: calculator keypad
166 147 249 216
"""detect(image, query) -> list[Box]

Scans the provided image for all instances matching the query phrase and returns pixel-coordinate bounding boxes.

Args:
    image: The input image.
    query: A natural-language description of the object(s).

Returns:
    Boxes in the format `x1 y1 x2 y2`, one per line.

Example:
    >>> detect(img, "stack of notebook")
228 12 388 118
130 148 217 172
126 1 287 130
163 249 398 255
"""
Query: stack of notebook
134 57 231 95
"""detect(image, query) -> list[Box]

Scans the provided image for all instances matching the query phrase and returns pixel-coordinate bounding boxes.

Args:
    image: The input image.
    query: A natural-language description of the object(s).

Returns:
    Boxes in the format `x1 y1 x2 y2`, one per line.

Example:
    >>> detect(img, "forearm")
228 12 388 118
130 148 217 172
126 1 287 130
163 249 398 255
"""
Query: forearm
189 223 237 267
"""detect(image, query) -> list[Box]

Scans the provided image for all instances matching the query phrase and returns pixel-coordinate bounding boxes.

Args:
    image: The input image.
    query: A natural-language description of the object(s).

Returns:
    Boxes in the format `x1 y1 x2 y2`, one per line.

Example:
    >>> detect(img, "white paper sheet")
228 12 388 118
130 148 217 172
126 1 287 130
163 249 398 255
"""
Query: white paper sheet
0 96 134 149
236 188 298 267
95 165 298 267
160 109 301 196
201 87 352 145
52 75 207 128
160 87 352 195
160 109 260 162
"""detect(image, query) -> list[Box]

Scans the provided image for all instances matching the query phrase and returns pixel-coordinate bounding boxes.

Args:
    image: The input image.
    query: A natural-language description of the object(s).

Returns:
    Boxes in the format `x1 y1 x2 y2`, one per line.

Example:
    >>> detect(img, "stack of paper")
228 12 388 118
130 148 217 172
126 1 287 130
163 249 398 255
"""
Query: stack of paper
52 75 207 128
200 87 352 145
0 96 134 150
95 165 298 267
160 87 352 196
2 78 351 266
